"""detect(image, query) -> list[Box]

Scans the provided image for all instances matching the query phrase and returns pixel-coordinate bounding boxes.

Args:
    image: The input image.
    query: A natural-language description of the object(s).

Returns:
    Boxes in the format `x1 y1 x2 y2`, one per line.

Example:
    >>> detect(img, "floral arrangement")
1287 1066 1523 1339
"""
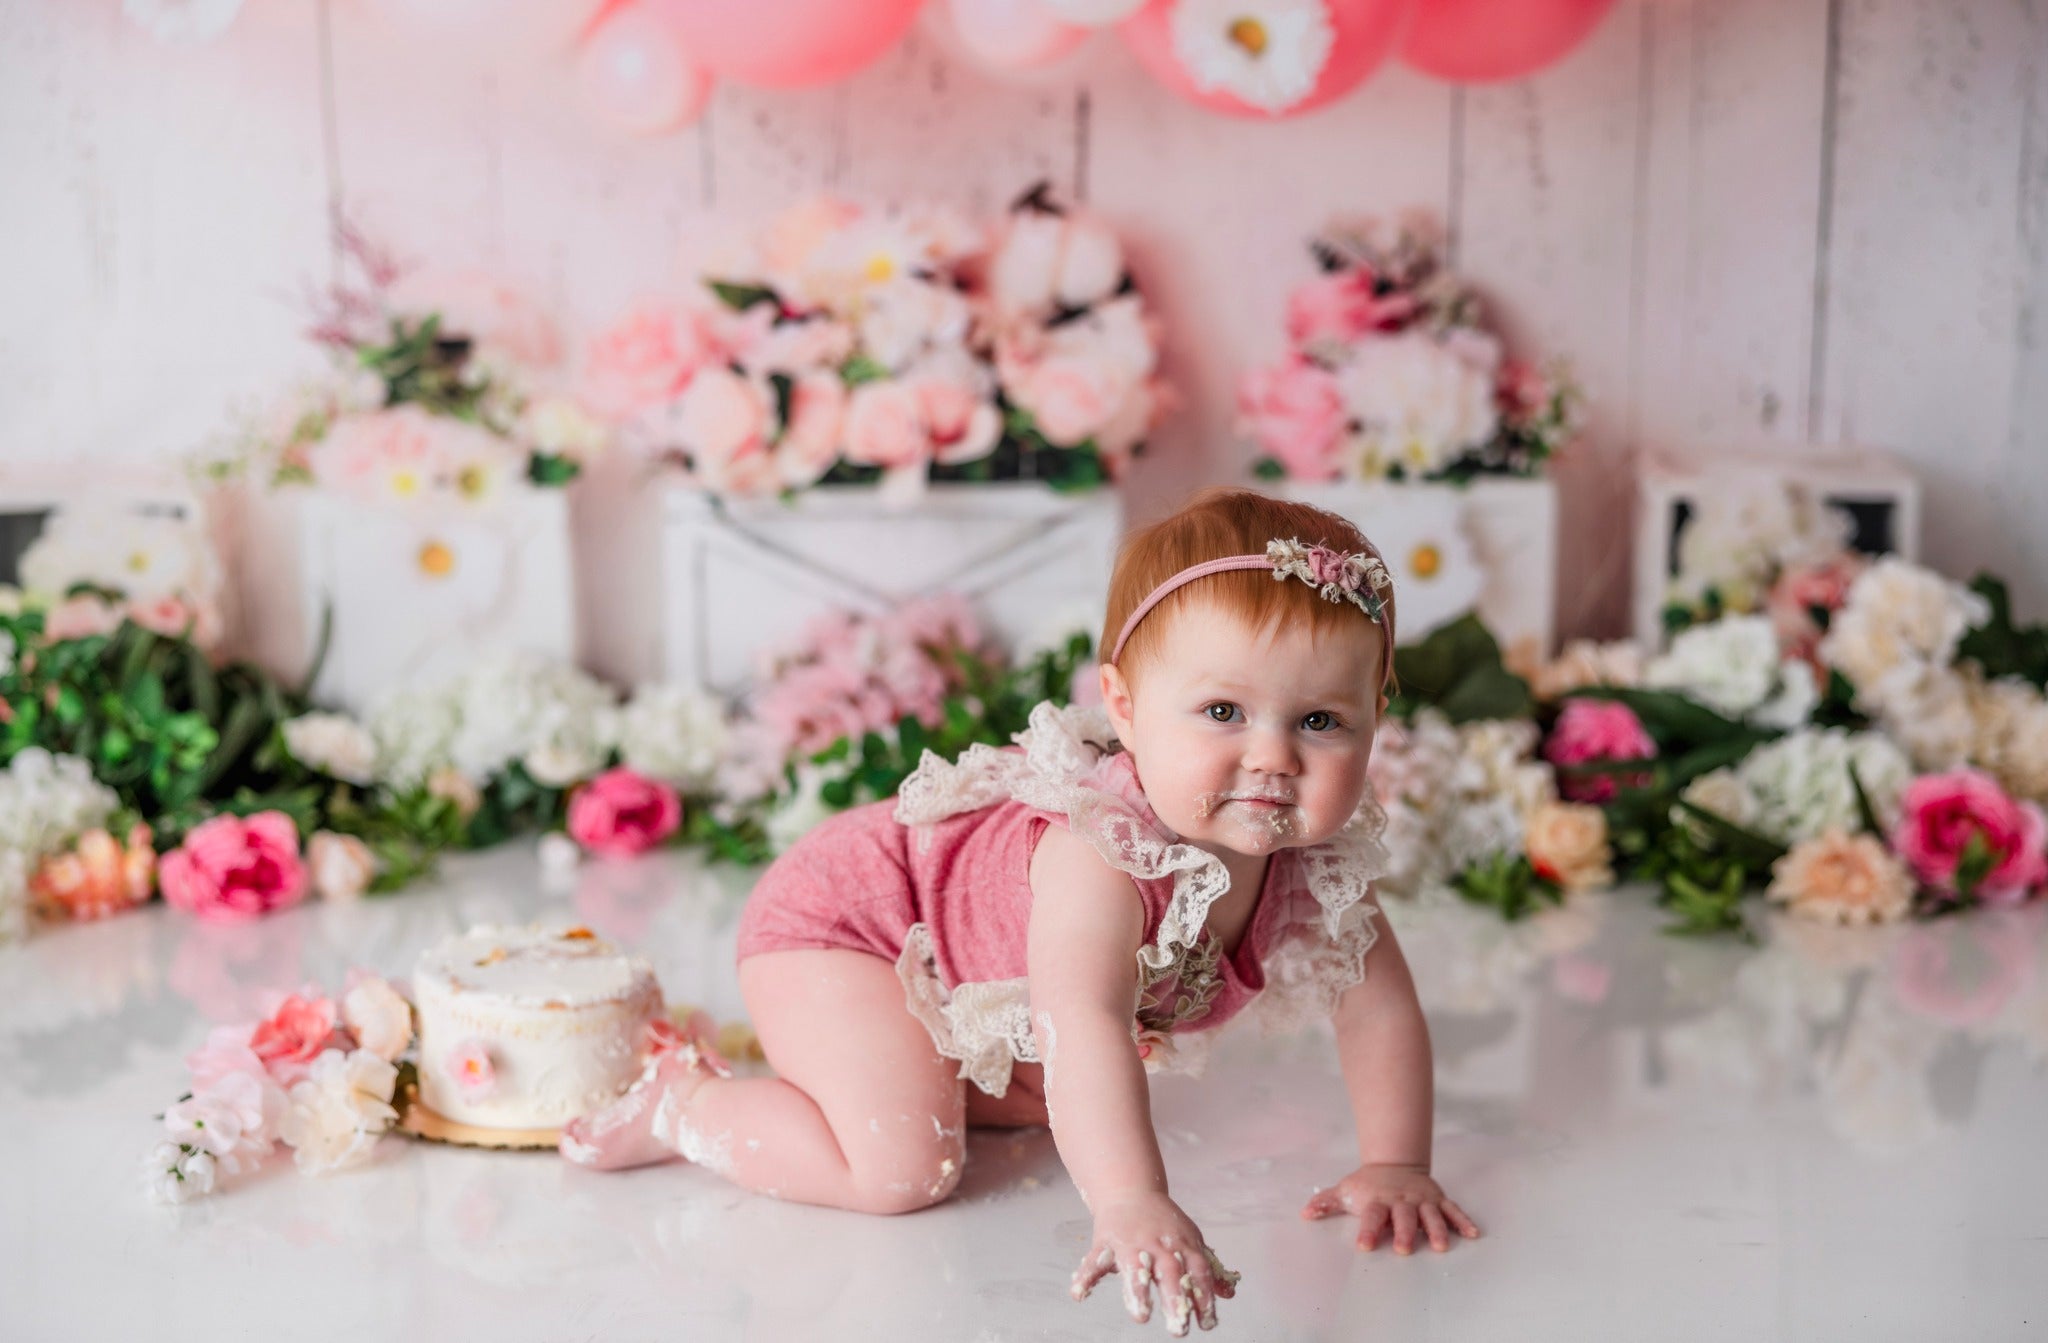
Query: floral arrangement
1238 210 1583 485
580 184 1170 497
11 504 226 654
202 223 608 506
146 976 412 1201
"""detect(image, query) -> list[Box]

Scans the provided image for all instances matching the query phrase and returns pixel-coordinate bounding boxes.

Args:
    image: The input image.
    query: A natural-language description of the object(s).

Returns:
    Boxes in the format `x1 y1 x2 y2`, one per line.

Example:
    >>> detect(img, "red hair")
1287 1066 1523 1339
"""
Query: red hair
1101 487 1397 691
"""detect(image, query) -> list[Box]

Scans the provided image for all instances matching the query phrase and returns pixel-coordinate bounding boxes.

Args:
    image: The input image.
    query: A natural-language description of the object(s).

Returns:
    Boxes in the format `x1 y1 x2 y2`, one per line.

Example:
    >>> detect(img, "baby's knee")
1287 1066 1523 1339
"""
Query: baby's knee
855 1140 965 1215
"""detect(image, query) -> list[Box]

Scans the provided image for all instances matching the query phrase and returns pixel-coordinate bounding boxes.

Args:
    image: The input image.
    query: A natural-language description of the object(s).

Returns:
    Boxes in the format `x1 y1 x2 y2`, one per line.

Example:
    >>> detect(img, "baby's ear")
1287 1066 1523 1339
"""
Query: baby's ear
1099 661 1136 735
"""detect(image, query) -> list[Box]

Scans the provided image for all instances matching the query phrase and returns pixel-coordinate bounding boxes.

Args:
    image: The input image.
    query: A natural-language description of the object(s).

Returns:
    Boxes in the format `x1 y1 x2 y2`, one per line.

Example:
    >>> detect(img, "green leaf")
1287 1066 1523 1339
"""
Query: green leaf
1672 799 1788 867
526 453 581 488
1250 456 1286 482
1846 759 1883 836
1388 615 1532 723
709 280 779 313
840 353 890 386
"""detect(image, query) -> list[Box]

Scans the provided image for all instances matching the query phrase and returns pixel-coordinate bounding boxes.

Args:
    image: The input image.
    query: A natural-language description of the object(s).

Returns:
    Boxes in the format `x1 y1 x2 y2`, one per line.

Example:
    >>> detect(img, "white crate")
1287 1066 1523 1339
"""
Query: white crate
1273 476 1559 663
283 489 577 713
1633 446 1921 648
629 481 1121 696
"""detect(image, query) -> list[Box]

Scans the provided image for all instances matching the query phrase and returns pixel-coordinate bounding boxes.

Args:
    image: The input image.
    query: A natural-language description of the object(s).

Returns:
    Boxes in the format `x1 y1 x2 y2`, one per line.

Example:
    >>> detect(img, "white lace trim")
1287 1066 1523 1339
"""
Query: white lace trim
889 699 1394 1095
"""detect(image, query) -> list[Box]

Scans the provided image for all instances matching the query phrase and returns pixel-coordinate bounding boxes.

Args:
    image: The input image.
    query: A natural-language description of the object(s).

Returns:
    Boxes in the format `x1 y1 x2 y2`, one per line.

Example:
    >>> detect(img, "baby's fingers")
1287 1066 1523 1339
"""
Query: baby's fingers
1071 1245 1116 1302
1419 1203 1451 1253
1301 1184 1353 1220
1355 1201 1392 1251
1391 1202 1421 1255
1442 1198 1483 1239
1199 1242 1241 1300
1119 1249 1158 1325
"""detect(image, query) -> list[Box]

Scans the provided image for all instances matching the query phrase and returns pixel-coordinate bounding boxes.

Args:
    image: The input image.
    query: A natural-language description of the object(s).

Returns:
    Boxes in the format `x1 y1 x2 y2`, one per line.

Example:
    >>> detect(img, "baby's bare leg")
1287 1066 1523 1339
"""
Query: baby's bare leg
666 948 968 1214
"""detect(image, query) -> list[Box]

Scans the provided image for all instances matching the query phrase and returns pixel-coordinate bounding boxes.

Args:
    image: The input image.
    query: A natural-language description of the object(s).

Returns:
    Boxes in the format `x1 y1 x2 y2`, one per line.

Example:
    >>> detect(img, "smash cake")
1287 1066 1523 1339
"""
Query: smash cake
411 923 664 1133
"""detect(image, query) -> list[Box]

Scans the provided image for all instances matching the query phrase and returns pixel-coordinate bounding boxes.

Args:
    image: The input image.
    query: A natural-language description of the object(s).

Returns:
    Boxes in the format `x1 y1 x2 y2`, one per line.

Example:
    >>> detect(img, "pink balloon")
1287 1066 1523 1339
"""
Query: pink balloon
1118 0 1415 120
577 3 713 135
1401 0 1616 83
649 0 926 88
944 0 1093 70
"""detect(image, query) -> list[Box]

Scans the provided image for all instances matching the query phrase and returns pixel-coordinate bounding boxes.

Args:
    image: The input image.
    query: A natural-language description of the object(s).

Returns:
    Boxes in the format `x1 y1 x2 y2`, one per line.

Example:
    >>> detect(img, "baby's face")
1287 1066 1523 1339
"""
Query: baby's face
1100 598 1386 858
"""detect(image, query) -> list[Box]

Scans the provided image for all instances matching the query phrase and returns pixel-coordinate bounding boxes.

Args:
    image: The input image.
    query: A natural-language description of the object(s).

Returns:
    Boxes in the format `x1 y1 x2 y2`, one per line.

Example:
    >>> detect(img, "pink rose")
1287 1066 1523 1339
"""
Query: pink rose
1767 552 1869 666
1543 699 1657 803
580 302 721 422
1015 357 1121 447
909 364 1000 466
43 595 122 642
1285 268 1413 348
187 1023 271 1095
446 1039 496 1098
250 990 339 1086
773 371 847 488
568 768 683 858
1237 357 1346 481
1889 768 2048 904
160 811 309 924
674 366 771 471
842 379 929 468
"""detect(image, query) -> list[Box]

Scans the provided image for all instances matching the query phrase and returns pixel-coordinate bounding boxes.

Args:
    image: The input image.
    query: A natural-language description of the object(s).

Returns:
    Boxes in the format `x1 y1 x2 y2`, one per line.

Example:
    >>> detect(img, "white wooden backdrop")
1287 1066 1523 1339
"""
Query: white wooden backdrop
3 0 2044 638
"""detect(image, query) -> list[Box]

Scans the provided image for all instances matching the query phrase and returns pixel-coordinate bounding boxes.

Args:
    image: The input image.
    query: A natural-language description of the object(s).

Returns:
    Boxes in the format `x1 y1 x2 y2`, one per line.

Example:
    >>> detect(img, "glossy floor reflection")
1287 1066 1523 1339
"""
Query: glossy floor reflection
7 843 2046 1341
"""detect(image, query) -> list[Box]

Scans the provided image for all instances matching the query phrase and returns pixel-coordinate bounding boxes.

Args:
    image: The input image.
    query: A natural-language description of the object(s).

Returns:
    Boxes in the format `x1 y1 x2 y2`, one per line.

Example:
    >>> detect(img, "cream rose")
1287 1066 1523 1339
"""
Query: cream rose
1524 801 1614 892
307 831 377 902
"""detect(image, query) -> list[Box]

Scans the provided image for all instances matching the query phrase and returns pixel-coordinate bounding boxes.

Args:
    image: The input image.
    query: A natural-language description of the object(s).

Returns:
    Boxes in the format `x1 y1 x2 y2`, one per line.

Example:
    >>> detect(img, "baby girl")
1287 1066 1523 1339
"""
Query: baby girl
562 487 1481 1332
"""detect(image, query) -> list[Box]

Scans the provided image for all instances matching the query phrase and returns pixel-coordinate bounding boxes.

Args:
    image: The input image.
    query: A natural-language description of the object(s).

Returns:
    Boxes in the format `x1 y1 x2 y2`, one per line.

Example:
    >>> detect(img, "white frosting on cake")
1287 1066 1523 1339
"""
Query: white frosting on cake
413 922 663 1130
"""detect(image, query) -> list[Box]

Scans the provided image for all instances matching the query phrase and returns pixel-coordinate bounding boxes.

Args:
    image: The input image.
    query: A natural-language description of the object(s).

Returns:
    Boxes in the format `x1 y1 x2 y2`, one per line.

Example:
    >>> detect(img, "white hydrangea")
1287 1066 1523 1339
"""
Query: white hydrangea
1645 615 1816 727
367 687 463 790
1340 331 1499 478
279 1048 400 1176
450 654 618 786
1819 557 1990 716
282 712 377 785
1367 710 1549 897
618 682 732 793
1734 728 1913 847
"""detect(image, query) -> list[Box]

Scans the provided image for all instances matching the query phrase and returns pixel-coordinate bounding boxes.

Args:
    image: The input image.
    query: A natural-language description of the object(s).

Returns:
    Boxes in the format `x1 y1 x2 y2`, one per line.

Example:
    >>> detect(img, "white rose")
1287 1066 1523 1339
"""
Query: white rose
1819 556 1990 714
1673 768 1760 844
280 1049 399 1176
1645 617 1783 719
522 396 610 464
341 976 413 1062
1340 331 1498 478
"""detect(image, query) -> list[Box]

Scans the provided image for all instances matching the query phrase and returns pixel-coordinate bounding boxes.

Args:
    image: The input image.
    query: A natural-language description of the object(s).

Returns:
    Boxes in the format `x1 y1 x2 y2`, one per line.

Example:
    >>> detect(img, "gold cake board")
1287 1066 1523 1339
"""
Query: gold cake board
396 1082 562 1151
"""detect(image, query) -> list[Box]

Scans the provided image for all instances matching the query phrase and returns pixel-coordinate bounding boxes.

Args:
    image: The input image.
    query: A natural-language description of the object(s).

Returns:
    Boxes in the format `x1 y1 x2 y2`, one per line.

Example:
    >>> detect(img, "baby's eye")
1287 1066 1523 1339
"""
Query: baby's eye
1301 711 1337 732
1205 702 1241 723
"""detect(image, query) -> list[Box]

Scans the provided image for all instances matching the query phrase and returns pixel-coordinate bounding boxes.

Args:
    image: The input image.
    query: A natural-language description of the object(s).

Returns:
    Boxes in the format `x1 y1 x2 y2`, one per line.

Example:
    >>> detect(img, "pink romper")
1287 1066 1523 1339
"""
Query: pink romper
734 700 1390 1098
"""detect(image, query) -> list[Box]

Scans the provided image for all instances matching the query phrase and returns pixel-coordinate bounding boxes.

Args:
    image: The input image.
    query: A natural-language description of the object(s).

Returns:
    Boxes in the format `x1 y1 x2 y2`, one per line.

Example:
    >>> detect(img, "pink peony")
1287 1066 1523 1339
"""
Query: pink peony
1285 268 1413 348
567 768 683 858
250 991 339 1086
774 371 848 488
1543 699 1658 803
842 379 930 468
160 812 308 924
580 302 721 422
1238 356 1346 480
1889 768 2048 905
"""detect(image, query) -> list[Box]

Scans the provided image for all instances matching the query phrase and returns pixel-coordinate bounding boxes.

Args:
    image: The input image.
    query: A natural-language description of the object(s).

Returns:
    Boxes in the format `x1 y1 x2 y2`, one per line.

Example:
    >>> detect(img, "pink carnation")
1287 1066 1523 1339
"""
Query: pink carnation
250 990 339 1087
567 769 683 858
1543 699 1657 803
1889 768 2048 905
160 812 308 924
1285 268 1413 348
1237 356 1345 481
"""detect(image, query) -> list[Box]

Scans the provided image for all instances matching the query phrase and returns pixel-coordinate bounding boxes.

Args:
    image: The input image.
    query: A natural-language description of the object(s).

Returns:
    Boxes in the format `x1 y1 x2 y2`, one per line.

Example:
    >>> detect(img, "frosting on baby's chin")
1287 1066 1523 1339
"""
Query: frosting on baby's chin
1187 793 1305 855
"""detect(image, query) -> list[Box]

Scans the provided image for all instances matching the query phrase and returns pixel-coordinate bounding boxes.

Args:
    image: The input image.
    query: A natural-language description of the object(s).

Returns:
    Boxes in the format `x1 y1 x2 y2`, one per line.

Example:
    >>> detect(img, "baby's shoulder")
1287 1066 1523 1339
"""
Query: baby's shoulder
1028 822 1145 901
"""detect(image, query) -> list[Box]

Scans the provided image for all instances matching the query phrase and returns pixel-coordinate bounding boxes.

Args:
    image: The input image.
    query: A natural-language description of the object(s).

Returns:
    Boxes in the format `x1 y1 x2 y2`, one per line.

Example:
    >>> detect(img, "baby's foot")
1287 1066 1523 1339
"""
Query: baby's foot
560 1014 732 1171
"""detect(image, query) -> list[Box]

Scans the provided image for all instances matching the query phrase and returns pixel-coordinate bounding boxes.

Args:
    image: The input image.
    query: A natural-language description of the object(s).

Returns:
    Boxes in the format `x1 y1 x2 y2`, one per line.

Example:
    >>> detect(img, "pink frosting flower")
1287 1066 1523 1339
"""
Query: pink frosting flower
580 302 721 422
567 769 683 858
1238 356 1346 481
160 811 309 924
446 1039 496 1098
250 991 339 1086
1889 768 2048 905
1285 268 1413 348
1543 699 1658 803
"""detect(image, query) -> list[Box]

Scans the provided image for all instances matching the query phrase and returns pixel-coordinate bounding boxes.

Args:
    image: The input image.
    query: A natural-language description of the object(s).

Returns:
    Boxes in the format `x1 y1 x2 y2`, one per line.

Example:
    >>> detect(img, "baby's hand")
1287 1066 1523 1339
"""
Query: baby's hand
1302 1163 1482 1254
1071 1189 1240 1336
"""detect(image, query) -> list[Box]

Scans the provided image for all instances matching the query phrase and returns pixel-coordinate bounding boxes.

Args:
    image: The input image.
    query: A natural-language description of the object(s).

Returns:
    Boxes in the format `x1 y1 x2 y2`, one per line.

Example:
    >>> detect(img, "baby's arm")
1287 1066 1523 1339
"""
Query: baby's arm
1028 825 1233 1335
1302 914 1483 1254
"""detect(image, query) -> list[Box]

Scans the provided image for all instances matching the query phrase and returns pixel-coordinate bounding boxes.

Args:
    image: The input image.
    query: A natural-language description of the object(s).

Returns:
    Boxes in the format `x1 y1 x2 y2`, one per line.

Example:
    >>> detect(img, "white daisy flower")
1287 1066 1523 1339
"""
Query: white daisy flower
1170 0 1335 113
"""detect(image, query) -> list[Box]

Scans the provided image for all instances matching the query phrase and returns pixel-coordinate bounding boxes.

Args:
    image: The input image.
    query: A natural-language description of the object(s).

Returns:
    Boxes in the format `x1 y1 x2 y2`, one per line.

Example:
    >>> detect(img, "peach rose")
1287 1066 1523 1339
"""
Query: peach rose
29 823 156 921
581 302 721 422
160 811 308 924
1766 830 1915 925
1524 801 1614 892
307 832 377 902
842 379 930 468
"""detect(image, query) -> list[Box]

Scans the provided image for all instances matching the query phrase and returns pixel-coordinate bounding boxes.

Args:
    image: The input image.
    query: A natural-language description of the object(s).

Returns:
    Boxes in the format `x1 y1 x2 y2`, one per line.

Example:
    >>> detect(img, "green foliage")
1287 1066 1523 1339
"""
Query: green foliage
1957 573 2048 690
710 280 780 314
527 453 581 487
1250 456 1287 482
1387 614 1533 723
1451 852 1563 921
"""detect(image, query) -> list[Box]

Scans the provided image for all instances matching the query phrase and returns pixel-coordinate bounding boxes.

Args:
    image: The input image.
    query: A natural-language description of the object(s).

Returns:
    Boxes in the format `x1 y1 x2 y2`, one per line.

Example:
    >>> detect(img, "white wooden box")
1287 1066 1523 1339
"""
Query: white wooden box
283 489 577 713
639 481 1122 696
1274 477 1559 663
1633 446 1922 648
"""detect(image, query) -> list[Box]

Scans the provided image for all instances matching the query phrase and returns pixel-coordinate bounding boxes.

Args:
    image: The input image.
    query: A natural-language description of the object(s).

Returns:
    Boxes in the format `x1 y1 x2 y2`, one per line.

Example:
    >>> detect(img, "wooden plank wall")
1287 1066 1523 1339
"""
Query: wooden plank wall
3 0 2043 636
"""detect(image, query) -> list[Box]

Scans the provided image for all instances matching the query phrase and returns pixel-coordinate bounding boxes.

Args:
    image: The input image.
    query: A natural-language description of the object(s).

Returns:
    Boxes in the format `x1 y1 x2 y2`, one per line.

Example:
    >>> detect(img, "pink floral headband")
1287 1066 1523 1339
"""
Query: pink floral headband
1108 537 1397 684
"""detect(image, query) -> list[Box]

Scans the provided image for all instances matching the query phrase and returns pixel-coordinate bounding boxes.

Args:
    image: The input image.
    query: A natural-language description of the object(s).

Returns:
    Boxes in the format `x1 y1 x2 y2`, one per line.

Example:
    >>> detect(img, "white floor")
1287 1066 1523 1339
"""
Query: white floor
6 842 2046 1341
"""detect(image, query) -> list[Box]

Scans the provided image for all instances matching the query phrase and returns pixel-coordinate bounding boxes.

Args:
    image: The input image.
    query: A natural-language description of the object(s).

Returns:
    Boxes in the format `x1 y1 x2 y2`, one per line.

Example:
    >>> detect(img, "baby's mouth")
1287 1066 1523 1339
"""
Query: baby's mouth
1195 790 1297 817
